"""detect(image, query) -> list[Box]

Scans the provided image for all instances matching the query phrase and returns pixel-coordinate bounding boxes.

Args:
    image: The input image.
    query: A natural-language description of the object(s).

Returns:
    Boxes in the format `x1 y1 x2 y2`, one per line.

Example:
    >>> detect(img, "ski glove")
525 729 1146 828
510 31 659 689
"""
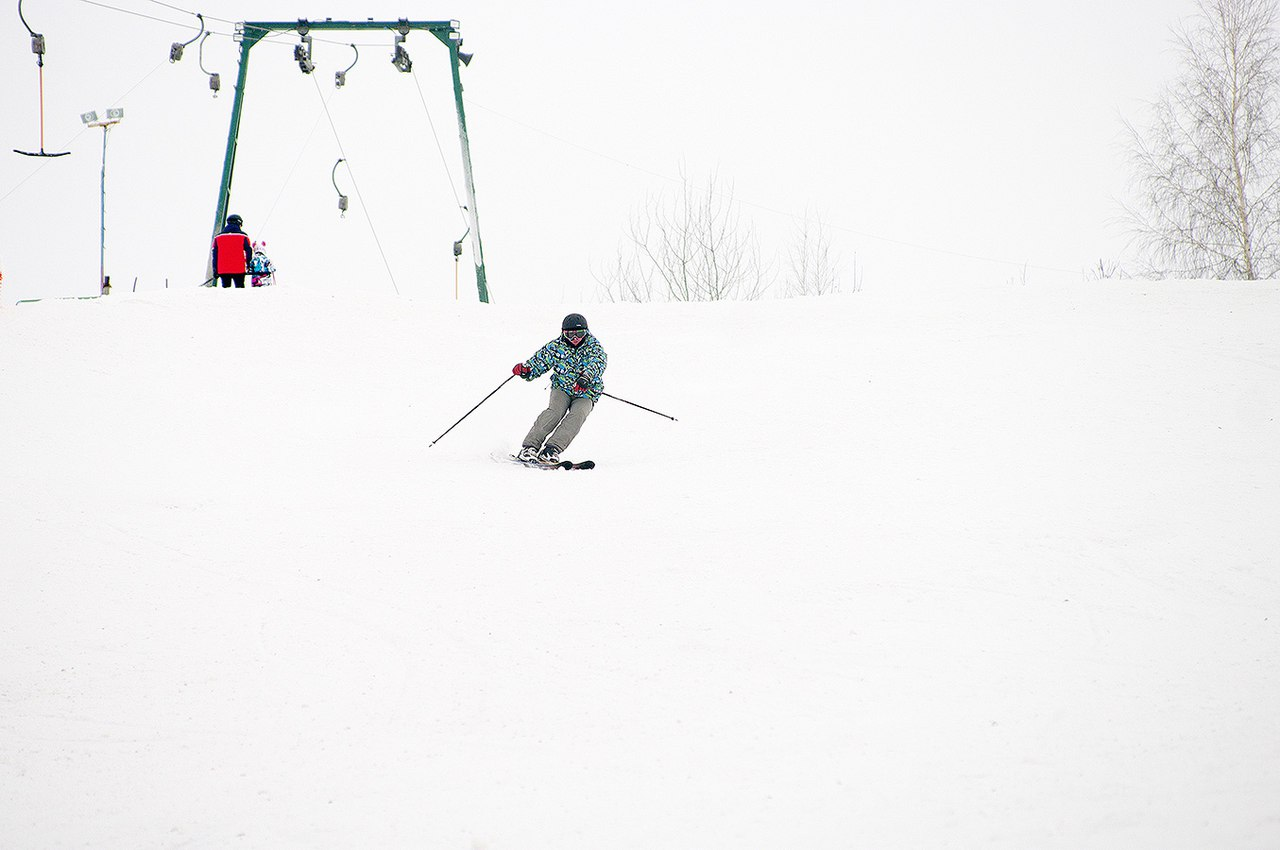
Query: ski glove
513 363 531 378
575 374 592 391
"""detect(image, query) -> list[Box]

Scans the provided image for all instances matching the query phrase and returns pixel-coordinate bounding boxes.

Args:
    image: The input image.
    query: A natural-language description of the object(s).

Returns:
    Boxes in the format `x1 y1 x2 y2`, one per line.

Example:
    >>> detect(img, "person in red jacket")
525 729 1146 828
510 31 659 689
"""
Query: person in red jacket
211 214 253 288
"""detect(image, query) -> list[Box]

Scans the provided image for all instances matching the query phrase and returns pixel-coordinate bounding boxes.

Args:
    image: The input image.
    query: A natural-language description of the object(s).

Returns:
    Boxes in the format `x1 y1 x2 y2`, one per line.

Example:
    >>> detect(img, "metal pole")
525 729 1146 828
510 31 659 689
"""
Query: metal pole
209 29 261 283
429 374 514 446
601 391 678 421
83 111 121 290
99 125 107 294
447 42 489 303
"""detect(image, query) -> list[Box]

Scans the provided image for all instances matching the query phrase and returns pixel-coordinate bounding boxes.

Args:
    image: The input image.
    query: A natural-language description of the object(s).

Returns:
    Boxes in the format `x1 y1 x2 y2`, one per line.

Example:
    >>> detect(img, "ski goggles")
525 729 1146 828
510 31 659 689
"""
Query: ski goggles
563 329 587 343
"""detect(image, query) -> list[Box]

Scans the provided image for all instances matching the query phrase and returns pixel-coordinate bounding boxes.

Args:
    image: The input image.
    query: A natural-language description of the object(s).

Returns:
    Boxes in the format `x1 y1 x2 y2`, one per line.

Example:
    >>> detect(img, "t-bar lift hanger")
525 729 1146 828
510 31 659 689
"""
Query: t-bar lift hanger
14 0 71 157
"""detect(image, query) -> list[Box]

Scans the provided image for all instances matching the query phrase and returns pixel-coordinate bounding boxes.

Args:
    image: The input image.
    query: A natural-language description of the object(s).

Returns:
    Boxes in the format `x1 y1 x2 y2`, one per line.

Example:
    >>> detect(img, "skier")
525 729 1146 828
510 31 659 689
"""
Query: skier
513 313 607 464
211 214 253 288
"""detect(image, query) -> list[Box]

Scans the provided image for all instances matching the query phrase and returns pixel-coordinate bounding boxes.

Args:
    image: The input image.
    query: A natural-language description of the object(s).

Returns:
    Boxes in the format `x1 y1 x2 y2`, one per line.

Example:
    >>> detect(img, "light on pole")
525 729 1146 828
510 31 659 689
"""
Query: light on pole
80 108 124 294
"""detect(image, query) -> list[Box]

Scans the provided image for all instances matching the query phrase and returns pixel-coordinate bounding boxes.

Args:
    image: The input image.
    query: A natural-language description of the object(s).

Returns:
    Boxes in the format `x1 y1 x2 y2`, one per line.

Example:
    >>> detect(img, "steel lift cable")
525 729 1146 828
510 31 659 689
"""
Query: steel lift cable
410 66 469 231
308 72 400 295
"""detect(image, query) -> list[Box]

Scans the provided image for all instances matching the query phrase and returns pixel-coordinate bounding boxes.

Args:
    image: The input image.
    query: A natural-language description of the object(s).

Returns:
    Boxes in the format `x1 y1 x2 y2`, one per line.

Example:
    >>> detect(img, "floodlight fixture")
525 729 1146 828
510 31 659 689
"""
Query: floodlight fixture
81 108 123 128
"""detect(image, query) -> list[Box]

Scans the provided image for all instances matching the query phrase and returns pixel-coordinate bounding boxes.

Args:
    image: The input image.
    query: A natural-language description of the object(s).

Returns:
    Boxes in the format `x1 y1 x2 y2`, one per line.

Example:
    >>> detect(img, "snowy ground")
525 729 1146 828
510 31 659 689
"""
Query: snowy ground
2 279 1278 849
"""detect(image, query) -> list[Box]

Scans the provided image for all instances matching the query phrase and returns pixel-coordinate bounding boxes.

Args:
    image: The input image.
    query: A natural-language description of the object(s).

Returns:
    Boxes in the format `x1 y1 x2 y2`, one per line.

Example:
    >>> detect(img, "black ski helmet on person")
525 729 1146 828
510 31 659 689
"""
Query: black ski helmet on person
225 213 243 227
561 312 589 347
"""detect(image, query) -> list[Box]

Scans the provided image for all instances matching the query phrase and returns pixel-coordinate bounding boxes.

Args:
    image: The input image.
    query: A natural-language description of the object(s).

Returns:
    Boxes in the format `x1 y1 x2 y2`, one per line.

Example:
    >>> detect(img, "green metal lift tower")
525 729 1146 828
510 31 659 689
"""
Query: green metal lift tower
212 18 489 302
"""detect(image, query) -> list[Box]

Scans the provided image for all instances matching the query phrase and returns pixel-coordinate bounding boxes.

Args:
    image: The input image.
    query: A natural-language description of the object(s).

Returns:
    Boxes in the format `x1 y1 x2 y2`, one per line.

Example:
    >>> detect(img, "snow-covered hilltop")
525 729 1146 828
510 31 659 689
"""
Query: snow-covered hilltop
2 280 1278 848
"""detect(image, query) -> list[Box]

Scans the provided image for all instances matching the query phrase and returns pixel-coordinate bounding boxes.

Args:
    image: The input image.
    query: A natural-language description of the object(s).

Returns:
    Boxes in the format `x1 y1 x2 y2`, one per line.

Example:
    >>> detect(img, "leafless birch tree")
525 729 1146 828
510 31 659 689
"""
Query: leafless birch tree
1124 0 1280 278
784 211 843 296
596 171 771 302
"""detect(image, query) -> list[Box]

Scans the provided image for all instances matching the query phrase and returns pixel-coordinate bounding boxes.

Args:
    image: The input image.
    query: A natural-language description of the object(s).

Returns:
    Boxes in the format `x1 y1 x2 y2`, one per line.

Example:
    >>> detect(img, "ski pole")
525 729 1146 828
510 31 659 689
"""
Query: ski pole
601 391 677 421
430 374 515 446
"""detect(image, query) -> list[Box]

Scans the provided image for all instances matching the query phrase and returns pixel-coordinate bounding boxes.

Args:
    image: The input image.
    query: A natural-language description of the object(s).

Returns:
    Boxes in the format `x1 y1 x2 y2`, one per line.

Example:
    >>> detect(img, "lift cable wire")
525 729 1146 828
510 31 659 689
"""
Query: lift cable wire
70 0 202 29
1 57 167 205
308 73 400 296
255 99 335 239
47 0 1063 279
409 67 469 230
140 0 223 20
135 0 411 51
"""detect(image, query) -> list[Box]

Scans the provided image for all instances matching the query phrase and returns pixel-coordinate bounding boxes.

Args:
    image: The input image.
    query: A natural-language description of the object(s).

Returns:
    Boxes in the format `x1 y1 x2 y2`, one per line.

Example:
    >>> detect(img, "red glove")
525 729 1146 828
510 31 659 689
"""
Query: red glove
513 363 531 378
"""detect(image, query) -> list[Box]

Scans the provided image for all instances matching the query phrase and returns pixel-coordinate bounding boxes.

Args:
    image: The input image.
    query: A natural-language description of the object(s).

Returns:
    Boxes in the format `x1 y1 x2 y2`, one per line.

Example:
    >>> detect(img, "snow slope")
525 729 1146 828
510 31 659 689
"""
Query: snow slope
2 280 1278 849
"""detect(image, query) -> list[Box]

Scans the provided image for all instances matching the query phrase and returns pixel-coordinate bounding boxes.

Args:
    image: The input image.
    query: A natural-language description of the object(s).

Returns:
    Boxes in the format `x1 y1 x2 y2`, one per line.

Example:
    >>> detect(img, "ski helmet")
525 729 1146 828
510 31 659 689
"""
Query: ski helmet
561 313 589 347
561 313 588 331
225 213 243 227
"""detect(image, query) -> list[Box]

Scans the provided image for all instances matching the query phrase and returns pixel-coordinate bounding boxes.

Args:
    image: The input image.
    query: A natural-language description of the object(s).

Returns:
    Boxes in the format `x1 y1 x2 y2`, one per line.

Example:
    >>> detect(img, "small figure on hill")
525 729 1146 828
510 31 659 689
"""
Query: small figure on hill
249 241 276 287
211 214 253 288
512 313 607 464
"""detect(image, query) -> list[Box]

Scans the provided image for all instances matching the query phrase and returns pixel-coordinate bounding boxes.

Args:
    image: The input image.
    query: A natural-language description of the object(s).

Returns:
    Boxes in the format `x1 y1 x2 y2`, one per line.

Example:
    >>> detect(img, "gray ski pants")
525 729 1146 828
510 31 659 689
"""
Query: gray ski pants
523 387 594 452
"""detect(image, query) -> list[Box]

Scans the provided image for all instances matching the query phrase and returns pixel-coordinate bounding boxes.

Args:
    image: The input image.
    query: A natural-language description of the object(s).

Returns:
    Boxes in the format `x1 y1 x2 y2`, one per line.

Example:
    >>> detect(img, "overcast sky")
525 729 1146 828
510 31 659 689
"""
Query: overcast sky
1 0 1186 304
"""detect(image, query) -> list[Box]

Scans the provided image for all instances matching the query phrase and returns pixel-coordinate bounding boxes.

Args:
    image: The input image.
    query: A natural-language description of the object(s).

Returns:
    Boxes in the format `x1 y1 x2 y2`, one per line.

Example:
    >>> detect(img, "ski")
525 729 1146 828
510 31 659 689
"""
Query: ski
497 452 595 471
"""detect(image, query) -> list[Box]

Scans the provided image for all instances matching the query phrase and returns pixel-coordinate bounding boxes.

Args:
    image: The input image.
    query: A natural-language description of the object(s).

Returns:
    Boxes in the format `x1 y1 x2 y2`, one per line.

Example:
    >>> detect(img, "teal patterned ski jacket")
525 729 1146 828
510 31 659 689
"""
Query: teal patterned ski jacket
520 333 607 402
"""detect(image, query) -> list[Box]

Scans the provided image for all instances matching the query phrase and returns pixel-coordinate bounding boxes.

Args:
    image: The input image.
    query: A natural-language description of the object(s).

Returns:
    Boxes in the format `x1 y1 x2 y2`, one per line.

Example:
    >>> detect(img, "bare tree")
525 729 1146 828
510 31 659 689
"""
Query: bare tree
597 171 771 302
1085 259 1131 280
1124 0 1280 279
784 211 843 297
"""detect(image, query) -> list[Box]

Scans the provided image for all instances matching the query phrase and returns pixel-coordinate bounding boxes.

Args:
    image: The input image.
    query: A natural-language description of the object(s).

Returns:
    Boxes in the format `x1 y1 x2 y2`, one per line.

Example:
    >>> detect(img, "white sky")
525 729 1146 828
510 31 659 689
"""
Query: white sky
1 0 1186 304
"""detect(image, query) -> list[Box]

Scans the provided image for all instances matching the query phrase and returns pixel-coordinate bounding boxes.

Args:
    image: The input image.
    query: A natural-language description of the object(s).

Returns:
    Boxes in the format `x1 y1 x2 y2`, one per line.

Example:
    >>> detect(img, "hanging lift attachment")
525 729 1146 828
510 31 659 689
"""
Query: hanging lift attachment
199 33 220 96
331 159 349 217
14 0 70 157
335 44 358 88
169 12 217 96
169 12 204 62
